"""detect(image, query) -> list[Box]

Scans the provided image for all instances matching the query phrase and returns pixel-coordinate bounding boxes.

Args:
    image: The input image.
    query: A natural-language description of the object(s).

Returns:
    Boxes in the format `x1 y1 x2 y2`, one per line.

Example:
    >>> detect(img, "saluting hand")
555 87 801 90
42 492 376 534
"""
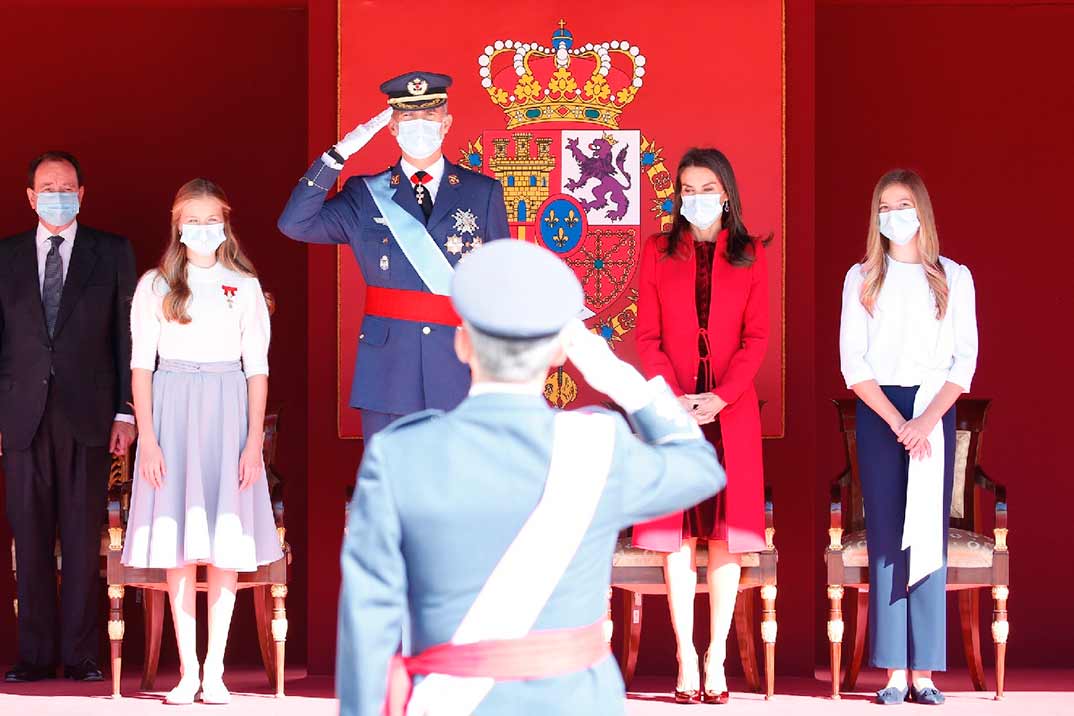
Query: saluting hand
335 107 394 160
238 438 264 492
138 439 166 489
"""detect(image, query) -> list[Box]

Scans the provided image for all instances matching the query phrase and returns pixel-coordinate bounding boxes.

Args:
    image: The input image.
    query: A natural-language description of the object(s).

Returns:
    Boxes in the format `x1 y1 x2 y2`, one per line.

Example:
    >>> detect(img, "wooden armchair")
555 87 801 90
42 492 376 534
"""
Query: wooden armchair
104 406 291 698
607 490 778 698
825 398 1009 700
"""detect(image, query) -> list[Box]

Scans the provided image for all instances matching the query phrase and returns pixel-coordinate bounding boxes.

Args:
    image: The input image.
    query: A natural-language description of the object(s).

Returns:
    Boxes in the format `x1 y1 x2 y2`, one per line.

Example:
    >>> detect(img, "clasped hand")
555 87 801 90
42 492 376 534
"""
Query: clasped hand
891 416 937 460
677 393 727 425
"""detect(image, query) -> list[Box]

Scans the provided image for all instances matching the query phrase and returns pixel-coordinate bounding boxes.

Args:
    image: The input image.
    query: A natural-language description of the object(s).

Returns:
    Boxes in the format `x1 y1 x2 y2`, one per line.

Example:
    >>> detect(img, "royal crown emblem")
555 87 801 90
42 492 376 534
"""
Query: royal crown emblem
478 20 647 129
457 21 674 409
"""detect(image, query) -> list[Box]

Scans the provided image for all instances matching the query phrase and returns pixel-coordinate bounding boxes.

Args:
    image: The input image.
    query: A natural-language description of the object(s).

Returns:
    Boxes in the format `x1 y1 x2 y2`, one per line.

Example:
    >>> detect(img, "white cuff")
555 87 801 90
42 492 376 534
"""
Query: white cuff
114 413 135 424
321 152 344 171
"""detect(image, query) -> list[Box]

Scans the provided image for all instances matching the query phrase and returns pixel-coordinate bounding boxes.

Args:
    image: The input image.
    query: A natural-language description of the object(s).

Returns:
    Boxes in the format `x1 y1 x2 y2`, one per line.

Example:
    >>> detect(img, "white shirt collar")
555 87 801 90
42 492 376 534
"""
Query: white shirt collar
399 155 445 186
36 220 78 247
468 380 545 398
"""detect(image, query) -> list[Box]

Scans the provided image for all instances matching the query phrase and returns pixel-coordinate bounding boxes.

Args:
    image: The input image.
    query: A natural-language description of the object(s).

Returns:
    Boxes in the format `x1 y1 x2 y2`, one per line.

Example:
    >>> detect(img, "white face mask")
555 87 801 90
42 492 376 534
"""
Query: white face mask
396 118 444 160
878 208 920 246
680 193 724 231
180 223 227 257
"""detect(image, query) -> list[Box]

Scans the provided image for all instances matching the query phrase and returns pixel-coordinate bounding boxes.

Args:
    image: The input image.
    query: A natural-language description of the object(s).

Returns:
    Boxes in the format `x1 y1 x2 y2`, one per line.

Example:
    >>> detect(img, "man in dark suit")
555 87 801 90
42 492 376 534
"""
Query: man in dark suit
0 151 137 682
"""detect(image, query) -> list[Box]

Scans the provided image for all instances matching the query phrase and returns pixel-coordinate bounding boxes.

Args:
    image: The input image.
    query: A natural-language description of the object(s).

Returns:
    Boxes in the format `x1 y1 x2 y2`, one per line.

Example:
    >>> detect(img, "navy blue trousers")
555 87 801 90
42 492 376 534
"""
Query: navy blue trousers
856 386 955 671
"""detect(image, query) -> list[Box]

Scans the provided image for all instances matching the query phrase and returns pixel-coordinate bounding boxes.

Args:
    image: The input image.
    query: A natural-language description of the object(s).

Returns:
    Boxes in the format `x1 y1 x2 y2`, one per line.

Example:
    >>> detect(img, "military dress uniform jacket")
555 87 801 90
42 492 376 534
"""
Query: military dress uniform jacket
337 390 726 716
277 158 509 415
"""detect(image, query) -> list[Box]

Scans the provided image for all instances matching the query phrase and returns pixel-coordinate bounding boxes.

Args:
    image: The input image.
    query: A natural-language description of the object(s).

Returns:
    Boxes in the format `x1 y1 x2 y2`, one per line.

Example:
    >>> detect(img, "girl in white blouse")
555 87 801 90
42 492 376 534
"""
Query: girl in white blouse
839 169 978 705
122 179 282 704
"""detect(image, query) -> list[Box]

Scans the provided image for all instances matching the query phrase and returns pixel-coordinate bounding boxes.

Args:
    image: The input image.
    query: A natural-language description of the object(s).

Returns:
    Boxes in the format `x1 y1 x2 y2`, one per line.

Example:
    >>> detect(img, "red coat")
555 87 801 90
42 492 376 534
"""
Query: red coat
632 230 768 554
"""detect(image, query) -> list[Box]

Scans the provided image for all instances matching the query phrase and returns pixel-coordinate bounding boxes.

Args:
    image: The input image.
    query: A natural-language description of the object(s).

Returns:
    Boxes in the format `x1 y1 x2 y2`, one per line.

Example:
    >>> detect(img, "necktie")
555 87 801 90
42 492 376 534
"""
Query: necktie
42 235 65 337
411 171 433 222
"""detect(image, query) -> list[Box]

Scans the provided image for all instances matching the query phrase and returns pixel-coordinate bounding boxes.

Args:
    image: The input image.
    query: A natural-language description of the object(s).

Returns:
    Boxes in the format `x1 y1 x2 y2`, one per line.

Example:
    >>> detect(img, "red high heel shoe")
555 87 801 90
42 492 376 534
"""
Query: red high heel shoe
674 654 701 704
701 651 730 704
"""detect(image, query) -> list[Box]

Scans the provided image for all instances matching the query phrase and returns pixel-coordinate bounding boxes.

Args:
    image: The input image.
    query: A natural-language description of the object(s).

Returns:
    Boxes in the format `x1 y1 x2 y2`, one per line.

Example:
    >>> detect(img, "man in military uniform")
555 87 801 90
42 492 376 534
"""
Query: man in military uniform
278 71 509 437
337 240 726 716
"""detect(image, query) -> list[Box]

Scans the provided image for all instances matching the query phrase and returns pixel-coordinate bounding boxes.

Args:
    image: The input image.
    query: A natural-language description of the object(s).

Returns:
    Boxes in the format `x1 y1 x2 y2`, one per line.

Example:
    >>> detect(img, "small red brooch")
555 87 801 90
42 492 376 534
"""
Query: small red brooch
222 285 237 308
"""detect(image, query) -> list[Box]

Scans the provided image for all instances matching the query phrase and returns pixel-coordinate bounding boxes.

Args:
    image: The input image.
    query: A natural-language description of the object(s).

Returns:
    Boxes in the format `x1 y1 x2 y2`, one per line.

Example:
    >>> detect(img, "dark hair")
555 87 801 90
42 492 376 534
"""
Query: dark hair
663 147 771 266
28 151 83 189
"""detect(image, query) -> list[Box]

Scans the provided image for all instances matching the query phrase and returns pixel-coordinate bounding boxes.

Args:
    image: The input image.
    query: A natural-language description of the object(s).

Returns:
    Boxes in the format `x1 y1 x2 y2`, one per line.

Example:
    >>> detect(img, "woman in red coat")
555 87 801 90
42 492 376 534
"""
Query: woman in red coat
633 148 769 704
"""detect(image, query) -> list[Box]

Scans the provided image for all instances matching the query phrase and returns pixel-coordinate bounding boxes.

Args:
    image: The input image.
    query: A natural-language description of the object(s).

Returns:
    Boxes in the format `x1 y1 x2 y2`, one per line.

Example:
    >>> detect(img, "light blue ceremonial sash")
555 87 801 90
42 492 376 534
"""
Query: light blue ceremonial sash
363 173 454 296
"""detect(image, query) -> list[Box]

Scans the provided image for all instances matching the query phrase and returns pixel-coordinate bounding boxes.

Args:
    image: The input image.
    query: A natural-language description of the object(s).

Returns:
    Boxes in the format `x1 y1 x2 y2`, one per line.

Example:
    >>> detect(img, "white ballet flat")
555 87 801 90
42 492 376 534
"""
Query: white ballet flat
200 666 231 705
164 675 201 705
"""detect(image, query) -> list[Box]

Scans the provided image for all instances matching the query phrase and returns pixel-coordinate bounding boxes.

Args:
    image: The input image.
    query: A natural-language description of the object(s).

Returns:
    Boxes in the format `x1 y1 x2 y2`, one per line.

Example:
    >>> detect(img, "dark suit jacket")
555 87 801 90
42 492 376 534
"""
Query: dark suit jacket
0 225 136 450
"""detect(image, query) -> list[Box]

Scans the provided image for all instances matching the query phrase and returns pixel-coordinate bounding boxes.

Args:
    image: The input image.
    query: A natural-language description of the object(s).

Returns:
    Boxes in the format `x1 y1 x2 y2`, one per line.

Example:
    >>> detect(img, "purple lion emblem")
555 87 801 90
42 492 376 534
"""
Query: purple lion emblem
564 135 633 222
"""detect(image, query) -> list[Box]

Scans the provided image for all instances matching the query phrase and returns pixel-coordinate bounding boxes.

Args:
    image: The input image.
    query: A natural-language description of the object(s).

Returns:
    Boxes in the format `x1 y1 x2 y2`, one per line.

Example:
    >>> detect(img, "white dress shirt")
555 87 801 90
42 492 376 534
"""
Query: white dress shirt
131 263 271 378
400 155 446 203
840 255 978 391
36 221 134 423
35 221 78 290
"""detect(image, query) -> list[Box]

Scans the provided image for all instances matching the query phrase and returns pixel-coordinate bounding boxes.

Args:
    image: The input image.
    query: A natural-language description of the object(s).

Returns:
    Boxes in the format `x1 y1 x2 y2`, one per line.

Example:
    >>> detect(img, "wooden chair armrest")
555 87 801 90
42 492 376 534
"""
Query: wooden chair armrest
763 485 775 549
974 466 1007 504
828 470 848 549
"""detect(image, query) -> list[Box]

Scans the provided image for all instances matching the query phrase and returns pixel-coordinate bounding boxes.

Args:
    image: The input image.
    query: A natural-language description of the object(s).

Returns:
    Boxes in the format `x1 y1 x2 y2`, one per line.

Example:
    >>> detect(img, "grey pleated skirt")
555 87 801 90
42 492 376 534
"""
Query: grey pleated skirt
121 359 283 571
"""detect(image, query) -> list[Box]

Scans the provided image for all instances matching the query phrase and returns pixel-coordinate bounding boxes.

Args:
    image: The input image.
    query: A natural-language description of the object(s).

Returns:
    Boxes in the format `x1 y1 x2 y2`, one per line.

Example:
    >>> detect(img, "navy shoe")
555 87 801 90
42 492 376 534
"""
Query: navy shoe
910 685 945 705
875 686 910 705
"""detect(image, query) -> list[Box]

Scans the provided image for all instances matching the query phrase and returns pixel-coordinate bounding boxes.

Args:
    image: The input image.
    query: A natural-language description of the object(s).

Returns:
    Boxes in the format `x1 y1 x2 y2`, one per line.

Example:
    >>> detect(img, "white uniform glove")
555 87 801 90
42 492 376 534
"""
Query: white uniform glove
334 107 394 160
563 319 654 413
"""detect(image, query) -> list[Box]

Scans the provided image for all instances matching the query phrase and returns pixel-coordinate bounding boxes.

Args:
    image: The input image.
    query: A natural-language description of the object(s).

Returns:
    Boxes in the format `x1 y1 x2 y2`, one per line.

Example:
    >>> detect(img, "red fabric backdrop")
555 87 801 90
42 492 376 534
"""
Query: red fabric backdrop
0 1 309 667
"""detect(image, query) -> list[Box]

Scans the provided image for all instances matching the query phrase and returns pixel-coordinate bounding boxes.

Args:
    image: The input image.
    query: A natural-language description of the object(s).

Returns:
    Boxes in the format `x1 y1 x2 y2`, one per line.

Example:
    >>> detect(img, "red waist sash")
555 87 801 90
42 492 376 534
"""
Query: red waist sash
384 620 608 716
365 286 461 327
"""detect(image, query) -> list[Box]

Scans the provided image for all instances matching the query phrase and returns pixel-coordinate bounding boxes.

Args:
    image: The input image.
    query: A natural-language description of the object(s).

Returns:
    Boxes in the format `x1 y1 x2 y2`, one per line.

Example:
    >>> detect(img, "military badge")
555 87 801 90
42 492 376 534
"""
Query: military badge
407 77 429 96
447 174 461 186
379 255 389 271
222 285 238 309
468 236 483 251
445 235 465 255
390 173 401 186
452 208 479 236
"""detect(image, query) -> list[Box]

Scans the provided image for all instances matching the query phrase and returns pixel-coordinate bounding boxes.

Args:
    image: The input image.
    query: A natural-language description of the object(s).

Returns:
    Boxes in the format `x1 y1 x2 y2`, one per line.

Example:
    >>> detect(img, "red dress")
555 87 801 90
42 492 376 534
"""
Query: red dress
686 240 727 541
632 230 768 554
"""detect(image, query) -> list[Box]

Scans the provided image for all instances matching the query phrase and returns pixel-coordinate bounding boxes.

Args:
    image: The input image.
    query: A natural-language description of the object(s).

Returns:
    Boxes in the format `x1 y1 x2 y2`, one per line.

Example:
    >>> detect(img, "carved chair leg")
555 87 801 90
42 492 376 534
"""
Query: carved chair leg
618 589 643 689
141 589 165 691
108 585 125 698
271 585 288 697
958 589 987 691
760 585 776 699
845 589 868 691
604 588 613 645
254 585 277 686
992 586 1009 700
827 585 844 699
734 589 761 693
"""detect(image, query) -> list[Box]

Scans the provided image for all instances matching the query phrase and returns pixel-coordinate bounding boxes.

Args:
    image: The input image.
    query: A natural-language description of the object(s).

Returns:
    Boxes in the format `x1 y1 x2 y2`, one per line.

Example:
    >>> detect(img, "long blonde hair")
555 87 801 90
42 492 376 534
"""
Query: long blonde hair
860 169 948 319
159 179 257 323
